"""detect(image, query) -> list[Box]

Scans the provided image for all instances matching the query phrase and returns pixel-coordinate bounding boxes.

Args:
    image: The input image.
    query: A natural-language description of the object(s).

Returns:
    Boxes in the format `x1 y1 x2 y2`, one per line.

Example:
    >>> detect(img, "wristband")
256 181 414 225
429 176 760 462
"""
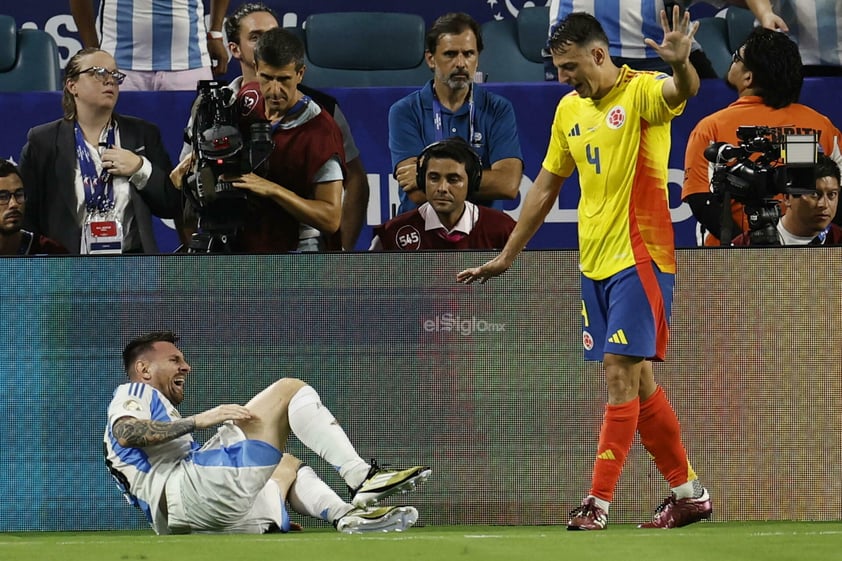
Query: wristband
207 31 224 40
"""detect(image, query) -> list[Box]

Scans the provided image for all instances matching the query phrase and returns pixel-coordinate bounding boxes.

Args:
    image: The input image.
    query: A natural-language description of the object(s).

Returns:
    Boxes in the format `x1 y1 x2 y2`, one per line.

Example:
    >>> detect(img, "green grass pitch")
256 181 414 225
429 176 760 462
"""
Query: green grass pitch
2 522 840 561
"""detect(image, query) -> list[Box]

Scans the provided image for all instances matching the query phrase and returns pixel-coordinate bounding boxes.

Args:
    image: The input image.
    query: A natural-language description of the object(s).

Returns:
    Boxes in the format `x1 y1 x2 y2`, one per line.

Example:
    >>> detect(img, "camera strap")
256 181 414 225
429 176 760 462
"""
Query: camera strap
269 96 312 133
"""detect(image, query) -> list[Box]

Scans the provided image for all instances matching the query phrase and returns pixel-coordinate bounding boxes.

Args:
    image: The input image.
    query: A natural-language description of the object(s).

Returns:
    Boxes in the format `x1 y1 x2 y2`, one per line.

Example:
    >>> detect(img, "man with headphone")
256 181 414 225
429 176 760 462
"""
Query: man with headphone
370 137 515 250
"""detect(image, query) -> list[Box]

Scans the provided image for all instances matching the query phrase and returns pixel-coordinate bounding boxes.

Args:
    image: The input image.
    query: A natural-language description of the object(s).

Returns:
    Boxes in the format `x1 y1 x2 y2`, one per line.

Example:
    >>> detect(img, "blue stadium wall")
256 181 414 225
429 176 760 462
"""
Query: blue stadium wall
1 249 840 531
3 78 842 251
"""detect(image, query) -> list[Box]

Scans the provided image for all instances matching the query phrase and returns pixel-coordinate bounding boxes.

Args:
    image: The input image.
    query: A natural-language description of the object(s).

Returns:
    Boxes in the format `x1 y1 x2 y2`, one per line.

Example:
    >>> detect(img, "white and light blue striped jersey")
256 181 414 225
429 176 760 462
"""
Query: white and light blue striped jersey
104 382 198 534
770 0 842 67
98 0 211 71
549 0 667 60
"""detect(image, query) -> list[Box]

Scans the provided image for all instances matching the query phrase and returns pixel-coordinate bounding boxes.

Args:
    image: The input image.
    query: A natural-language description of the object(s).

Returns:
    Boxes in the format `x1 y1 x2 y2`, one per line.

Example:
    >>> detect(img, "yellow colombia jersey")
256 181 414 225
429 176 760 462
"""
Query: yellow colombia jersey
542 66 683 280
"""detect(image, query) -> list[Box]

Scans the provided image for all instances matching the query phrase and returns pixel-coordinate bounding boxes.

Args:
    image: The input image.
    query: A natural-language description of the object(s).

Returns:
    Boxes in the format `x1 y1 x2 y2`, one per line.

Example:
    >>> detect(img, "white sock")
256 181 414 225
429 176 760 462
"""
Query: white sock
671 481 695 499
287 385 370 487
287 465 354 523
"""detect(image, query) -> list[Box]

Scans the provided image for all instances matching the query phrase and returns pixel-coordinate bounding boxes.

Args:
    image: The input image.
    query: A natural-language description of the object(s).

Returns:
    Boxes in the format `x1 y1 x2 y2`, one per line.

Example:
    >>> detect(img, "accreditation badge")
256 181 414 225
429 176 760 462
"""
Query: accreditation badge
82 213 124 255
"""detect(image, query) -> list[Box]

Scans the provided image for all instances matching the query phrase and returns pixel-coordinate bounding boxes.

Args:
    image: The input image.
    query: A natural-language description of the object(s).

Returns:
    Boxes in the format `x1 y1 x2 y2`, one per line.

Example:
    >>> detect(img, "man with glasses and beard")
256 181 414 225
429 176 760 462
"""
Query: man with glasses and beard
0 159 67 255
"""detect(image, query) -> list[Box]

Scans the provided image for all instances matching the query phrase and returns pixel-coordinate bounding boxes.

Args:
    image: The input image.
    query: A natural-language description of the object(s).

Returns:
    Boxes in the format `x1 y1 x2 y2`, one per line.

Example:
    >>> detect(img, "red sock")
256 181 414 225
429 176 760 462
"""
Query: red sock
637 386 696 487
589 398 639 502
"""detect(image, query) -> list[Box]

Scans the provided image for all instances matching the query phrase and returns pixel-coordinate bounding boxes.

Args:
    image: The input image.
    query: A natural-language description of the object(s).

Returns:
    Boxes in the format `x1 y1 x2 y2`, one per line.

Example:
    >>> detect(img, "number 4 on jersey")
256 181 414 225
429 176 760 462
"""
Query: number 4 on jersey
586 144 601 174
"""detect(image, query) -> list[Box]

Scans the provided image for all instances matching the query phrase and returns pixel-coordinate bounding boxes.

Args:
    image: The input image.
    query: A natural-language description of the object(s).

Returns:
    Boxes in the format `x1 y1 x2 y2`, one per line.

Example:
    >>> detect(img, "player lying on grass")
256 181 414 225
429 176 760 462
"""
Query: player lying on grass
104 330 431 534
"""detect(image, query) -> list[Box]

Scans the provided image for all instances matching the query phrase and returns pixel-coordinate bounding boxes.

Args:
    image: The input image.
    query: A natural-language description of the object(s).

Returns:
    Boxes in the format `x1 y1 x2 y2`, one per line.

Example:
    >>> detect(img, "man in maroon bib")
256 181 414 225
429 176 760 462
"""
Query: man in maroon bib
371 137 515 251
227 28 345 253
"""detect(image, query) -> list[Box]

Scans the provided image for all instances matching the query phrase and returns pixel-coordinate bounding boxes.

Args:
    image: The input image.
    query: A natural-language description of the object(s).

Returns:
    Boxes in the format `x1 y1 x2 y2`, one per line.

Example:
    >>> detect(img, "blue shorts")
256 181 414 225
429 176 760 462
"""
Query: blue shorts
580 262 674 362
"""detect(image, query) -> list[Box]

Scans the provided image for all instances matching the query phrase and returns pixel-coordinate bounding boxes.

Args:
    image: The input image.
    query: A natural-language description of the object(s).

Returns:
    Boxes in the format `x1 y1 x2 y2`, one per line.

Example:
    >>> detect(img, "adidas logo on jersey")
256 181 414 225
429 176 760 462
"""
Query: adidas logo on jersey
607 329 628 345
568 123 581 137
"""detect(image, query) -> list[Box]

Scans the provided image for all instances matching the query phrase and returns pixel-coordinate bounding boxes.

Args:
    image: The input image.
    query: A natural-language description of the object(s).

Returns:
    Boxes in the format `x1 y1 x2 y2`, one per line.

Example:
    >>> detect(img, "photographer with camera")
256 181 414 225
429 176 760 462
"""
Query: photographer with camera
178 3 369 251
173 28 345 253
731 154 842 245
682 27 842 246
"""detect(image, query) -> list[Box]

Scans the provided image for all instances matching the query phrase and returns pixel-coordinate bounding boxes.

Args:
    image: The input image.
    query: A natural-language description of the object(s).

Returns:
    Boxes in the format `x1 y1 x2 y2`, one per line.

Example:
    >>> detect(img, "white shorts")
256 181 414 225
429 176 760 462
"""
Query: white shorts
120 67 212 91
164 422 291 534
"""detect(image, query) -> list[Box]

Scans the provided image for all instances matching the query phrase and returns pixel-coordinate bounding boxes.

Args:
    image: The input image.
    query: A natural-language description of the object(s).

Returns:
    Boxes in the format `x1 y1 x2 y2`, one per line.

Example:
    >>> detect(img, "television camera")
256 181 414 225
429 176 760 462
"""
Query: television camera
705 126 819 245
183 80 274 252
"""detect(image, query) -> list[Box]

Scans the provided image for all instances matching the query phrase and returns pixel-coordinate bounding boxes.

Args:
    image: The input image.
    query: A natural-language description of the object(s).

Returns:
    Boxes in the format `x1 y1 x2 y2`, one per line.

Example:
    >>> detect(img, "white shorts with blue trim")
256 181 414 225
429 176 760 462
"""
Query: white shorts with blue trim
164 422 290 534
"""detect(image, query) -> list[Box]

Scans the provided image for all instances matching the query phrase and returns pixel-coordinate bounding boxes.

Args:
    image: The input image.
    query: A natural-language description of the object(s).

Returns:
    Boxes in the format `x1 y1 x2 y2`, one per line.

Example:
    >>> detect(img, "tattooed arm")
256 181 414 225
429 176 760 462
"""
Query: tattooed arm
112 403 254 448
112 416 196 448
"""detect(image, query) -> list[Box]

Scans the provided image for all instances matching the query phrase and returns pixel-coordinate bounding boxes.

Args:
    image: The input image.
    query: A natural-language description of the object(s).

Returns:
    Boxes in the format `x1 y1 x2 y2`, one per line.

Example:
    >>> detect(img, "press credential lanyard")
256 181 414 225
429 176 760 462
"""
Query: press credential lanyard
75 121 116 215
432 87 477 149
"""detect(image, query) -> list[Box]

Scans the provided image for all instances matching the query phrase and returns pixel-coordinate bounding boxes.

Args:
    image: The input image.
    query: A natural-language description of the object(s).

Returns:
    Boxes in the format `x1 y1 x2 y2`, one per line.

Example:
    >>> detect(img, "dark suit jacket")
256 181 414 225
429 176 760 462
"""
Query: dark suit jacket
19 114 181 253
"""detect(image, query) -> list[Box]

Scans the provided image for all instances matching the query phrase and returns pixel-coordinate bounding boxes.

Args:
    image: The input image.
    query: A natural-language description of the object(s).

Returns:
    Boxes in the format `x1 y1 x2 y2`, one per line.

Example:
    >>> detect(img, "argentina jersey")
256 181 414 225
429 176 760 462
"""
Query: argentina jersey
104 382 197 532
771 0 842 66
550 0 665 59
98 0 211 71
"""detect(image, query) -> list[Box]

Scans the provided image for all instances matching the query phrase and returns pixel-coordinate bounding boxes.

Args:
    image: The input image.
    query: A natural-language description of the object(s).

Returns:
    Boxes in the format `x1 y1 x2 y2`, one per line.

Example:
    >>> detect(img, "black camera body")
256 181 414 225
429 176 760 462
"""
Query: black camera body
184 80 274 250
705 126 818 245
706 126 788 204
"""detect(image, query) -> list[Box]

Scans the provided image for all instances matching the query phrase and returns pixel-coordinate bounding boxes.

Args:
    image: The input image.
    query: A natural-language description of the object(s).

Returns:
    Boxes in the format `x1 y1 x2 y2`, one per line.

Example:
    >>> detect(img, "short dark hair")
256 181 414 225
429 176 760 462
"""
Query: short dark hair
0 159 21 181
815 153 841 185
254 27 305 71
548 12 609 55
122 331 180 374
416 136 483 195
224 2 278 45
426 12 483 54
742 27 803 109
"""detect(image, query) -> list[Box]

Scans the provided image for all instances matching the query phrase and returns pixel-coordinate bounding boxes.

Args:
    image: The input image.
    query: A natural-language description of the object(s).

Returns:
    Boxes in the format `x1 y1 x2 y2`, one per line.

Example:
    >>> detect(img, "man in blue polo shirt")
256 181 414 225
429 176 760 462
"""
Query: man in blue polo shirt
388 12 524 216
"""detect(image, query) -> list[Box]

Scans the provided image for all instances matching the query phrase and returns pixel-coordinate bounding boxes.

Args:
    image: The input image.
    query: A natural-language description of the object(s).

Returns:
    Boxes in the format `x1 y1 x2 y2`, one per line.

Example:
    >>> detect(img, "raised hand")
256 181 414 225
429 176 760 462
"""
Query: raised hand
643 5 698 66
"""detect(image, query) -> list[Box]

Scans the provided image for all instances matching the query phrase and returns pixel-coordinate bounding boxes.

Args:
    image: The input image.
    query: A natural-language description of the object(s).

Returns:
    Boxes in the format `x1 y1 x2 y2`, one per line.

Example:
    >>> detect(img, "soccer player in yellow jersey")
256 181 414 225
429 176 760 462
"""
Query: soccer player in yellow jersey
458 8 712 530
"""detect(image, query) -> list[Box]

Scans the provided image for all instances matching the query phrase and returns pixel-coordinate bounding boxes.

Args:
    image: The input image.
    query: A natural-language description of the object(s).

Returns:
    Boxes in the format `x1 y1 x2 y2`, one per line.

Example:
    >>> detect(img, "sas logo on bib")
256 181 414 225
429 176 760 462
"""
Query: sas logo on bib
606 106 626 129
395 225 421 250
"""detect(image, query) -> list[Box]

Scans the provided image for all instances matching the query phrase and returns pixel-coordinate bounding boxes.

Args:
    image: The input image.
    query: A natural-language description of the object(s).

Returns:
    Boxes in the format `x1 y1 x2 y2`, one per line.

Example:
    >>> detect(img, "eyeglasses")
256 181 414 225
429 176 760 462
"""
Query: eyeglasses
72 66 127 85
0 189 25 206
731 49 745 65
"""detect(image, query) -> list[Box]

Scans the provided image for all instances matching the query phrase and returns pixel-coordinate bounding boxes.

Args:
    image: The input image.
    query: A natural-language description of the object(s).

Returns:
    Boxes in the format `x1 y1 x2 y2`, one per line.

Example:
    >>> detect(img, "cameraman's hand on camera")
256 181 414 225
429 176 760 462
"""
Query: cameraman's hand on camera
101 147 144 178
224 172 279 197
170 154 194 190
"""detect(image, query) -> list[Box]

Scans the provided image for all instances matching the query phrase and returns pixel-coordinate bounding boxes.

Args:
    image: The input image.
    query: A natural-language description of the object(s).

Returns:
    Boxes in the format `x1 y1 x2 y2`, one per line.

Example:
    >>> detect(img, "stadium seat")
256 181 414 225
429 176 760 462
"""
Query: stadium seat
692 7 757 79
725 6 756 55
0 14 61 92
517 6 550 65
480 6 548 83
301 12 430 88
695 17 732 78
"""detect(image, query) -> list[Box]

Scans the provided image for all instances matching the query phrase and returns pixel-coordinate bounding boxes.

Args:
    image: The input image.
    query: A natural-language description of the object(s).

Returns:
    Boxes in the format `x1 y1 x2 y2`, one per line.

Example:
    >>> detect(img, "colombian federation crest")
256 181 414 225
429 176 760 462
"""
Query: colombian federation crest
582 330 594 351
606 105 626 130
